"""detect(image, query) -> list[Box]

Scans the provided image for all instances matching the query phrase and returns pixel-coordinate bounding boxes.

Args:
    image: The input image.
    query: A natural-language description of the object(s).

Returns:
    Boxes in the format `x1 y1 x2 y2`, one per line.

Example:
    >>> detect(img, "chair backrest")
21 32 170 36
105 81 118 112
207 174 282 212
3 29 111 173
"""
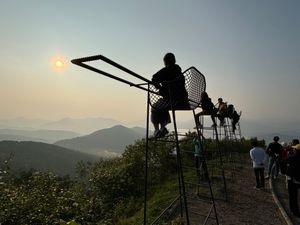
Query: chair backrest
149 67 206 110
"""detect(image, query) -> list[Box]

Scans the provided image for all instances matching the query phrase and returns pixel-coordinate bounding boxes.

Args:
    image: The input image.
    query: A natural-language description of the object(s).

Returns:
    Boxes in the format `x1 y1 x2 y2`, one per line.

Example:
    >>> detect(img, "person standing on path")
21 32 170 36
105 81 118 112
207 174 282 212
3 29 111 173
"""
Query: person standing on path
250 139 267 189
286 143 300 217
266 136 283 179
193 136 208 180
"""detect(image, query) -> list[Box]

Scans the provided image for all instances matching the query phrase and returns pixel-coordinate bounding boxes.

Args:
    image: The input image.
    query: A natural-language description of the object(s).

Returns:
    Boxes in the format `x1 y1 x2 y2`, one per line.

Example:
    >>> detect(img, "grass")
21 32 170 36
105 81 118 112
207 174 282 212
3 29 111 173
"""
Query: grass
118 174 179 225
118 142 243 225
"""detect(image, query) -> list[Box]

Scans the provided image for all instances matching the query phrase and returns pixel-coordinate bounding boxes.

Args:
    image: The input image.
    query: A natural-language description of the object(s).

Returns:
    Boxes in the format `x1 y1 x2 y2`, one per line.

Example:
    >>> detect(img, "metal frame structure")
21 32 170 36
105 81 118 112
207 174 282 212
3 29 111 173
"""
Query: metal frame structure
196 114 228 201
210 112 243 184
71 54 219 225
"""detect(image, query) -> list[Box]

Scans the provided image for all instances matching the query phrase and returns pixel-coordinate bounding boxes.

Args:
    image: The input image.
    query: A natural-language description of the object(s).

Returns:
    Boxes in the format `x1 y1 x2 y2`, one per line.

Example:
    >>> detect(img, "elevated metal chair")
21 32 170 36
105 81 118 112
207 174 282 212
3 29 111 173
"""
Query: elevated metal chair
149 67 206 111
71 55 219 225
145 67 219 225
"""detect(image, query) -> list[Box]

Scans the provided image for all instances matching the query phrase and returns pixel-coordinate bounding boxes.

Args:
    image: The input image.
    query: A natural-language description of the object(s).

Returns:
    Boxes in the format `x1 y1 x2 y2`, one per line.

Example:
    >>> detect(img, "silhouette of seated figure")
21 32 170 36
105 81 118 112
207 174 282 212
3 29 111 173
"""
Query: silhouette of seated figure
216 98 227 126
226 104 240 132
195 91 217 127
151 53 189 138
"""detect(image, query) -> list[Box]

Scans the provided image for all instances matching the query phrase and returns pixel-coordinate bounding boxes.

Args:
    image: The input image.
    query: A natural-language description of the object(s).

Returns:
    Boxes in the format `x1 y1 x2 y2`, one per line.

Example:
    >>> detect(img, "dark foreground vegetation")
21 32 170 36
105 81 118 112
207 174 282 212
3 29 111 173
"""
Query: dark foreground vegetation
0 134 264 225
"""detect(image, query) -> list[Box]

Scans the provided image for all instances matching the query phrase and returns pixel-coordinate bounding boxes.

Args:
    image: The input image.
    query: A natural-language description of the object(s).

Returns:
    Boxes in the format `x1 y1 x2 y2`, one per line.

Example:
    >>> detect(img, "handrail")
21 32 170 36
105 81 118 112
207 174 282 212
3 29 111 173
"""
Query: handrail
71 54 204 107
72 55 152 83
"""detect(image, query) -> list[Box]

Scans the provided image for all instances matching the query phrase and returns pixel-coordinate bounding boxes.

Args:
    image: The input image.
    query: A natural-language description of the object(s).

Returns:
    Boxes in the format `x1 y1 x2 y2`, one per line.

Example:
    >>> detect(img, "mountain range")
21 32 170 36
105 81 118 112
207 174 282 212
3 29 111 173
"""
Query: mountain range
0 129 80 143
0 141 98 176
55 125 145 157
40 117 123 133
0 117 124 134
0 116 299 147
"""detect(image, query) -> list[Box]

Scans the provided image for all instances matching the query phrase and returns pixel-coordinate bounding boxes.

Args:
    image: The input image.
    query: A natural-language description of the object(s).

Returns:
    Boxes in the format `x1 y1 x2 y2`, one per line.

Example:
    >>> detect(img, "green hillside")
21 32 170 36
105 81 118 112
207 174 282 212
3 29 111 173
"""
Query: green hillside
0 135 255 225
0 141 98 176
55 125 145 156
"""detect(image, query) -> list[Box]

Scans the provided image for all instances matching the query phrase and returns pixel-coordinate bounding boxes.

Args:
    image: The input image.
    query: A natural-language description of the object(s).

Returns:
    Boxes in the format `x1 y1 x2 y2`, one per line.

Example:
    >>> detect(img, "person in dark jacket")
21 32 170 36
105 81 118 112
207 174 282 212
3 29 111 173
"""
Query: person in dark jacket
226 105 240 132
280 139 299 175
265 136 283 179
151 53 188 138
286 143 300 217
194 91 217 127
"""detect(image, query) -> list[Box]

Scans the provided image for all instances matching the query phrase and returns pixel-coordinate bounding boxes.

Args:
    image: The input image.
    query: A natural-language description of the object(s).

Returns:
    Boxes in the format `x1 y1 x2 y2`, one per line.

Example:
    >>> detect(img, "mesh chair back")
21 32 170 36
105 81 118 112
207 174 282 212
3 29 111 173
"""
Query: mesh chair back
149 67 206 110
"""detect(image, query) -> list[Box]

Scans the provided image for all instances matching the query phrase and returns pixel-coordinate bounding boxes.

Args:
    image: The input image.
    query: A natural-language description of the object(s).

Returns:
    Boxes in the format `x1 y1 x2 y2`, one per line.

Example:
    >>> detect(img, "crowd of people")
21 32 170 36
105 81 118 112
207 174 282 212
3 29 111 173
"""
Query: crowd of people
150 53 299 220
150 52 241 138
249 136 300 218
194 92 241 132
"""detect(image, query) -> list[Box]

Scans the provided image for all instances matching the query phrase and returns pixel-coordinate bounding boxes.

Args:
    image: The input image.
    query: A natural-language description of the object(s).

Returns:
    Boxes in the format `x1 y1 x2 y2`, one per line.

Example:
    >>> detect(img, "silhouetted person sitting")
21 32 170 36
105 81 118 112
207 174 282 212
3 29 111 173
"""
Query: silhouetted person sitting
194 91 217 127
216 98 227 126
227 104 240 132
151 53 188 138
231 110 240 132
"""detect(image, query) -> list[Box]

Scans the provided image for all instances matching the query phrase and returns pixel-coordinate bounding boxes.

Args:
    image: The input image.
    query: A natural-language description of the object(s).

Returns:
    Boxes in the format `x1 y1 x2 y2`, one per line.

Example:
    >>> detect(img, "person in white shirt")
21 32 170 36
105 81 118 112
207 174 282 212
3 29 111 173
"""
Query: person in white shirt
250 139 267 189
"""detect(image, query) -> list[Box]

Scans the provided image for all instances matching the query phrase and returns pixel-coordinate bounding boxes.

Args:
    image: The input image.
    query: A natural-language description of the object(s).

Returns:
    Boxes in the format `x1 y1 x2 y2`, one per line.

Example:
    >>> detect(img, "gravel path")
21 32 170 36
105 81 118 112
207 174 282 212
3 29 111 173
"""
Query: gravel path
189 155 287 225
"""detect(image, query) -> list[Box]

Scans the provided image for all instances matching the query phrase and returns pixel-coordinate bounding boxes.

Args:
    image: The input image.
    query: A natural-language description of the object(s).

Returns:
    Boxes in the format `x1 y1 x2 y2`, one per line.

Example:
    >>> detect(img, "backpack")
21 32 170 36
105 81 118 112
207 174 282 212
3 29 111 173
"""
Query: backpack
232 111 240 122
286 154 300 182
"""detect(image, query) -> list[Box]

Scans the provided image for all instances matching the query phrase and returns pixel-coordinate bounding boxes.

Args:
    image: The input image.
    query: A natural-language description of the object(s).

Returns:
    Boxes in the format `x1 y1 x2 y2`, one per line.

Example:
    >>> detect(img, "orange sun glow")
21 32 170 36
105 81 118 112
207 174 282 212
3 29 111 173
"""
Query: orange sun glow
55 60 64 68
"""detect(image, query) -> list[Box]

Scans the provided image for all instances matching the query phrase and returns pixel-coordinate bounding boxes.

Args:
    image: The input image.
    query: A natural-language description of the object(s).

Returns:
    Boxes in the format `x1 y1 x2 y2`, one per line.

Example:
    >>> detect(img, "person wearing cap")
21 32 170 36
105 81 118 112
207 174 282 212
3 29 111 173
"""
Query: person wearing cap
250 139 267 189
265 136 283 179
286 141 300 217
151 53 189 138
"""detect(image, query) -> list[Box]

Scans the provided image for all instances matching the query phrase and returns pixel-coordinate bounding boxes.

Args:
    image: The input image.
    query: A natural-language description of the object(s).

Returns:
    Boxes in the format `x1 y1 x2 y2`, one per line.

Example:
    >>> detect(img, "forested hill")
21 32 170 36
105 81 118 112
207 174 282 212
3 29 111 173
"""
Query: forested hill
0 141 98 176
55 125 145 156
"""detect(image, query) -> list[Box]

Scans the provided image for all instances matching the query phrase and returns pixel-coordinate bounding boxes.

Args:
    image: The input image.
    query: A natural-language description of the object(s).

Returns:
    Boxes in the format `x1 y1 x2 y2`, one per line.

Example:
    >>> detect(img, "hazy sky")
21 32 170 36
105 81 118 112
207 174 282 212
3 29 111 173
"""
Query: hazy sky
0 0 299 124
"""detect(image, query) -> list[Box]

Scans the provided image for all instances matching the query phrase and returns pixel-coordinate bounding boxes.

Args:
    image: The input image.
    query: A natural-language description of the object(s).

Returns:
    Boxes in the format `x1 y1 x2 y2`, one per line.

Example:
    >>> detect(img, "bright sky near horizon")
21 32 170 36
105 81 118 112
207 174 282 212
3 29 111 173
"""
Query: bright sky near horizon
0 0 299 125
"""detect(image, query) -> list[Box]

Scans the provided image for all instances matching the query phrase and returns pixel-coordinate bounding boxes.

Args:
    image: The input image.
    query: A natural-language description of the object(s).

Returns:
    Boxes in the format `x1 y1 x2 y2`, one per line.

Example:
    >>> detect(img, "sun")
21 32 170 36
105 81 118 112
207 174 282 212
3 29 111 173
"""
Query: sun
51 56 68 71
55 59 64 68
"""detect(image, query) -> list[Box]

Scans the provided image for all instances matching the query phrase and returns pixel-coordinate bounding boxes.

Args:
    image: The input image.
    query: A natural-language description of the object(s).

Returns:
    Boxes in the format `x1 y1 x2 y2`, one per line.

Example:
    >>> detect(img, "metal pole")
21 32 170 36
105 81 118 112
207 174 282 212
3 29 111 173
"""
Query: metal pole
214 120 228 201
175 144 184 218
143 85 150 225
171 110 190 225
193 110 219 225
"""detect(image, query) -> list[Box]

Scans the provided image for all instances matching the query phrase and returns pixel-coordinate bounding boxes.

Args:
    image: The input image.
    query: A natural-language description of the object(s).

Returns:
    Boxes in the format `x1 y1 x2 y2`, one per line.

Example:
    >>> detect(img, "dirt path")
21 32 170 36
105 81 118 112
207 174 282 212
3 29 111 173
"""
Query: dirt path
198 155 287 225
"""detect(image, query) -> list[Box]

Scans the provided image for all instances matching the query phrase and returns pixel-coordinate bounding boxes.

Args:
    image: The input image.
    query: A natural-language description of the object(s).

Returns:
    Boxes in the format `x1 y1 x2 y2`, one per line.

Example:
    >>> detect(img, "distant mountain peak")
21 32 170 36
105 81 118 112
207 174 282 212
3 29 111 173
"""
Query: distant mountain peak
55 125 145 156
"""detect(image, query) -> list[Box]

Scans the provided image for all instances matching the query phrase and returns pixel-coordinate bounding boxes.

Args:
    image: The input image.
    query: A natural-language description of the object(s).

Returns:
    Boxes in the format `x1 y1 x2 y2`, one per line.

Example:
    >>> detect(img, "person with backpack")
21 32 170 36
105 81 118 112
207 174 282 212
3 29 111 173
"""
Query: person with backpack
286 143 300 217
280 139 298 175
265 136 283 179
279 142 289 175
